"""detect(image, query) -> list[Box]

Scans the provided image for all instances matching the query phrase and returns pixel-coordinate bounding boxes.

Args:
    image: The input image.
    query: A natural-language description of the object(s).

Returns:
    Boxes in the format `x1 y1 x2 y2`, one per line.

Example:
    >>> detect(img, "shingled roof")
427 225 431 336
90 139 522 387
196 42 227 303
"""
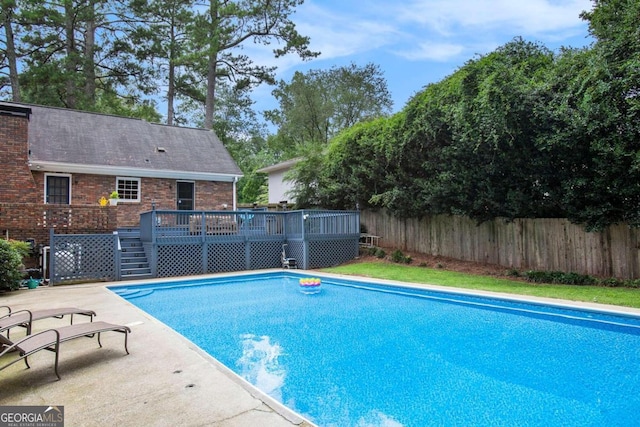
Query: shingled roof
3 102 242 182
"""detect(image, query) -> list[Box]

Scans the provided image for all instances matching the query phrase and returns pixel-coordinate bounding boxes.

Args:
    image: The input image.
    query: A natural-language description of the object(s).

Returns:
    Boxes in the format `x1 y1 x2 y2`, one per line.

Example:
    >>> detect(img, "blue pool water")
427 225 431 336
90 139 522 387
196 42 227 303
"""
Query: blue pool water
110 273 640 426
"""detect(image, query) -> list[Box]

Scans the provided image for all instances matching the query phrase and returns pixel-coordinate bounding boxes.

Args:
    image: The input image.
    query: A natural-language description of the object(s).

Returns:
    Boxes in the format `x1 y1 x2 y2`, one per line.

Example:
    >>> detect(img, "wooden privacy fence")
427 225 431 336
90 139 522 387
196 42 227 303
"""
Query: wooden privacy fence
360 210 640 279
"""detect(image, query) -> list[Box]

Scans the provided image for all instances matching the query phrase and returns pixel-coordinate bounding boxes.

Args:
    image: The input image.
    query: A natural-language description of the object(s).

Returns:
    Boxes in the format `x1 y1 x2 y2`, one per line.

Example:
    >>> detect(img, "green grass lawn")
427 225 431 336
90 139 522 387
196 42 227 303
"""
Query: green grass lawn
321 262 640 309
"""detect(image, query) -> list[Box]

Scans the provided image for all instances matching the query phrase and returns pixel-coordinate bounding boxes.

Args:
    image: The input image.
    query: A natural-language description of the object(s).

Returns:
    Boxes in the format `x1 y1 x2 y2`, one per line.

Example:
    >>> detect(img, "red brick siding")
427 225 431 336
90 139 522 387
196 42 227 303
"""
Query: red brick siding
0 203 117 241
0 203 118 269
0 114 38 203
137 178 233 212
29 174 235 227
116 178 234 226
195 180 234 210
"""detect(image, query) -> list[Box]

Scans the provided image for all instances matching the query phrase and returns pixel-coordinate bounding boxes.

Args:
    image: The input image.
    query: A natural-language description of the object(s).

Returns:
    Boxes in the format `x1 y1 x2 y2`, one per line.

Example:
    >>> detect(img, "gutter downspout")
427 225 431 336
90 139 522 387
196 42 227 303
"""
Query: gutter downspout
233 176 238 210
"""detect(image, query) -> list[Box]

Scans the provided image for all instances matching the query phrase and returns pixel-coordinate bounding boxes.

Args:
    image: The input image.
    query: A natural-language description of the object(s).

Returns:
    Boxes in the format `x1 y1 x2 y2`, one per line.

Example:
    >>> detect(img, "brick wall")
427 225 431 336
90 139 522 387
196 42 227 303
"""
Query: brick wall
1 176 235 239
115 178 235 226
0 112 39 203
195 180 234 210
0 175 234 266
0 203 118 269
28 174 235 227
0 203 117 241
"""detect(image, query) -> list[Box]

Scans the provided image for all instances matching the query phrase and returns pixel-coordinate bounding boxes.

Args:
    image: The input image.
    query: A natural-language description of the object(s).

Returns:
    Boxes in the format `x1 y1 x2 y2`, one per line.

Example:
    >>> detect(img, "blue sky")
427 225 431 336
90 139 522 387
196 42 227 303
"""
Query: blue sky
248 0 594 118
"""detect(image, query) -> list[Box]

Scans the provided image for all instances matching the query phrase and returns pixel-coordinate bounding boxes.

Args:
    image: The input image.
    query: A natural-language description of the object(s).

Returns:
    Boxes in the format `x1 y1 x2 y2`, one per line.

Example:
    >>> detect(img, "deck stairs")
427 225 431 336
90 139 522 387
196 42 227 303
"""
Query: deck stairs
118 228 152 280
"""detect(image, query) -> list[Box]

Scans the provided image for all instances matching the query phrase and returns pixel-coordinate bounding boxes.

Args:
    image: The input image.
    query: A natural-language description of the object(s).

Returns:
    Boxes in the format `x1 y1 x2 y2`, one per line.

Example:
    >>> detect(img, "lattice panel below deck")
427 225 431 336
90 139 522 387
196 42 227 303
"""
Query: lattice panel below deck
307 239 359 269
207 243 246 272
249 241 284 270
157 244 202 277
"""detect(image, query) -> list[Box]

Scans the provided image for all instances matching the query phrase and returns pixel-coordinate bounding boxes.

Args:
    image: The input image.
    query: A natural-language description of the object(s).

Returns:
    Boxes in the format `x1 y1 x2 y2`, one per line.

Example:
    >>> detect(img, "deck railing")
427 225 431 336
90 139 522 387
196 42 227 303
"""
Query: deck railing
139 209 360 276
49 210 360 284
140 209 360 242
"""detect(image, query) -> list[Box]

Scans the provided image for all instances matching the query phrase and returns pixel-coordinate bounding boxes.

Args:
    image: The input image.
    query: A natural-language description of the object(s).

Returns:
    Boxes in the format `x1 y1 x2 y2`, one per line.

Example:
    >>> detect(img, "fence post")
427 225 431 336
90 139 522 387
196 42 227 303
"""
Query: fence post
49 228 55 286
150 210 157 243
202 241 208 274
301 211 308 269
200 212 206 242
114 231 121 281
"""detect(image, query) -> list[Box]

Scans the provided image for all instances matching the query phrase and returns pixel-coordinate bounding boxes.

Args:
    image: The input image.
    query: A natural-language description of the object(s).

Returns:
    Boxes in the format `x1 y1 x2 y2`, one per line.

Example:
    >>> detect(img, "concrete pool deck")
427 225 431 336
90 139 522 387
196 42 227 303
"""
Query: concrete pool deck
0 274 313 427
2 271 640 426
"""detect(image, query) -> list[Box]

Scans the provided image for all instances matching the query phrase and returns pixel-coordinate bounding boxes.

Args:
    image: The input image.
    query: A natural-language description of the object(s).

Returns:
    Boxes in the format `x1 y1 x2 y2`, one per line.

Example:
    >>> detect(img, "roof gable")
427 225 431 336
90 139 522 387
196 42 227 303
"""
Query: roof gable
2 102 242 181
256 158 302 174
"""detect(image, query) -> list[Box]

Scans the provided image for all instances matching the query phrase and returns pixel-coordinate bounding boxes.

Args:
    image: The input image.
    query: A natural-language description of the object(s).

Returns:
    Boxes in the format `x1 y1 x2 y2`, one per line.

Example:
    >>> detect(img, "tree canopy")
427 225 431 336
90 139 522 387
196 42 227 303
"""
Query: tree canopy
263 62 393 206
3 0 639 230
0 0 316 126
265 62 393 147
293 0 640 230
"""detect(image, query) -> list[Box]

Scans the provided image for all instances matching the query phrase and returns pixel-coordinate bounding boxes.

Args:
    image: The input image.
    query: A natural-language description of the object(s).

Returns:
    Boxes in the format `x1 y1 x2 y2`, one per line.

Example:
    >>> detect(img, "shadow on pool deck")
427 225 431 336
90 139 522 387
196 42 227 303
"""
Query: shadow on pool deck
0 275 313 427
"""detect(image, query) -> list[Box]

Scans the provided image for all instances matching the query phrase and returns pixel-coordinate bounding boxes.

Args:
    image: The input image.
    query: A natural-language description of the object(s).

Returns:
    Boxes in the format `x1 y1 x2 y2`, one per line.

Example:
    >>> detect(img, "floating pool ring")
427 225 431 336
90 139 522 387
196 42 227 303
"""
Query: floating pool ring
299 277 322 294
299 278 321 287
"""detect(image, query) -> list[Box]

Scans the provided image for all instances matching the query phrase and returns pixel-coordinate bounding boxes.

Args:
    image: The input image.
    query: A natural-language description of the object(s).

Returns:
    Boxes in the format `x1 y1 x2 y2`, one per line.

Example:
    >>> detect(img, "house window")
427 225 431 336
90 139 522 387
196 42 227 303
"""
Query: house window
116 177 140 202
45 174 71 204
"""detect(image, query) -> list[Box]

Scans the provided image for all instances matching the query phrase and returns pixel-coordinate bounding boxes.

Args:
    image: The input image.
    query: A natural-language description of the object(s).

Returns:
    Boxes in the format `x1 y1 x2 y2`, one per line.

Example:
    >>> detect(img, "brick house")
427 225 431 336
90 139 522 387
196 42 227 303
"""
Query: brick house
0 102 243 257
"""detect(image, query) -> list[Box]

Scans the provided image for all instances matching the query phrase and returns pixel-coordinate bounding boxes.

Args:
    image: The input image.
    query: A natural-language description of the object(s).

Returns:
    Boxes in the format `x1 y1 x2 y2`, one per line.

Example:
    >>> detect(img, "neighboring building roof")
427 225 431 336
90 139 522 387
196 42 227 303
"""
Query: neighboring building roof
2 101 243 182
256 158 302 204
256 158 302 174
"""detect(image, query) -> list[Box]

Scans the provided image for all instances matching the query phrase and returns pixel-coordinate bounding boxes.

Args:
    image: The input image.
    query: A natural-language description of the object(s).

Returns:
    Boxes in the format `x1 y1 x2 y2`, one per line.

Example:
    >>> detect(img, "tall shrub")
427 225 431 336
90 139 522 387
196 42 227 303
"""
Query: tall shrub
0 240 29 292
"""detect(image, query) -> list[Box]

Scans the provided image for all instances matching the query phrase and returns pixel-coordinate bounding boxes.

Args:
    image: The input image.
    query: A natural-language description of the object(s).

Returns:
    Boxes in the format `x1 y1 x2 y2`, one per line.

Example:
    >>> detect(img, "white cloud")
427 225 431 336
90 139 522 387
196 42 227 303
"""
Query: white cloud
399 0 592 35
245 1 400 73
246 0 590 74
268 0 591 69
296 3 399 58
245 0 593 114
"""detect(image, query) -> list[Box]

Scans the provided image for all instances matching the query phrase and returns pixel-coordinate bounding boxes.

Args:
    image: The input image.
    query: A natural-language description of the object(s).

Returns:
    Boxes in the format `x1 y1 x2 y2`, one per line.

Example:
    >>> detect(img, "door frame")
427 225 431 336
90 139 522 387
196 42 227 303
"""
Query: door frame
176 180 195 210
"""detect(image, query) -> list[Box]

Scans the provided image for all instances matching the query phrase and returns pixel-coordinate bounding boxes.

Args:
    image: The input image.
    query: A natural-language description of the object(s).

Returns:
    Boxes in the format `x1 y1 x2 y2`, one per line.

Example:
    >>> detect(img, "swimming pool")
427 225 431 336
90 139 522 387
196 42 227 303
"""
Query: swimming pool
110 272 640 426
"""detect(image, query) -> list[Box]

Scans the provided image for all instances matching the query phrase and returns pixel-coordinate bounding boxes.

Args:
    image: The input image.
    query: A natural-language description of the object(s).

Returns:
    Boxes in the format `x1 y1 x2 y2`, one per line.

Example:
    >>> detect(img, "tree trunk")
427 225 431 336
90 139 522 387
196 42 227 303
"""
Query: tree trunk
204 53 216 129
2 6 20 101
204 0 219 130
167 62 175 125
83 1 97 106
167 20 176 126
64 0 77 108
